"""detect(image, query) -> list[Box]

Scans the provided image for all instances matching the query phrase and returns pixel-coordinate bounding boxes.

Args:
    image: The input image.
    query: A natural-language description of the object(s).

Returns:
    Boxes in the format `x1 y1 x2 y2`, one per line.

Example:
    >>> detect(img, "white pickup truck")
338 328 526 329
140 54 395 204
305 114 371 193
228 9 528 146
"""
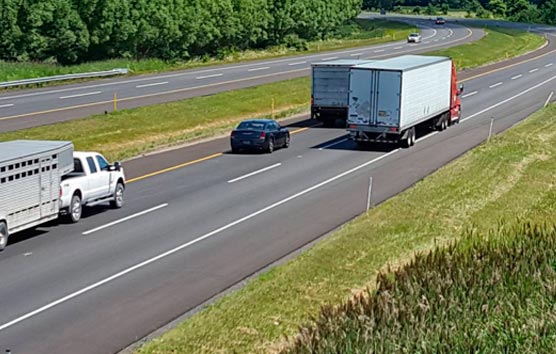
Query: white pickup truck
60 152 126 223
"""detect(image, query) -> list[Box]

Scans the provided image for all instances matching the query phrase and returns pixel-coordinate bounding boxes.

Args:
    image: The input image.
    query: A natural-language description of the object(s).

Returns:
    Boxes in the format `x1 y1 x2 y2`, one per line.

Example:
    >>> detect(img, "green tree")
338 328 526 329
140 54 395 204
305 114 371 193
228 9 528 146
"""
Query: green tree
0 0 22 60
488 0 507 16
413 5 422 13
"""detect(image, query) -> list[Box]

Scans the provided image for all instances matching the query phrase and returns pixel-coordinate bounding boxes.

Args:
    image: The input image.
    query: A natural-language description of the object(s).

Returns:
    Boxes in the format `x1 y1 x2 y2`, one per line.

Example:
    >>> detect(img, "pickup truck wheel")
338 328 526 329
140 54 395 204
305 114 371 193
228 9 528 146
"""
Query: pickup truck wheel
0 221 8 251
110 183 125 209
69 194 82 223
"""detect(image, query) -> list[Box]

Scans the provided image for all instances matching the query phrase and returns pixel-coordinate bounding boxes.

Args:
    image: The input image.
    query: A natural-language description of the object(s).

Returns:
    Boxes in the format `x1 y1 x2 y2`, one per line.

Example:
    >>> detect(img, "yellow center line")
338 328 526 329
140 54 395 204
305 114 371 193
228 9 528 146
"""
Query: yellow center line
128 125 315 183
127 152 223 183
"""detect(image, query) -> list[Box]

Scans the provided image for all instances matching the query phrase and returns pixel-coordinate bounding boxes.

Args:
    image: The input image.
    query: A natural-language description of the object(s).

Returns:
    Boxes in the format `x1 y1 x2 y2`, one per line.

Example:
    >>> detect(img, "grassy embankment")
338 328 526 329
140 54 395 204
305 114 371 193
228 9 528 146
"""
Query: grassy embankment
285 221 556 353
0 27 544 162
135 100 556 353
0 20 415 83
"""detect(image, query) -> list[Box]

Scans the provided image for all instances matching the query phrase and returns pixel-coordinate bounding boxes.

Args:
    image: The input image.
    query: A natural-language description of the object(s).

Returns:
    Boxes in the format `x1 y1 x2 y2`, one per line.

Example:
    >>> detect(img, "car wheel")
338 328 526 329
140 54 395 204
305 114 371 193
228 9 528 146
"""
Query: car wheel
110 182 125 209
267 138 274 153
0 221 8 251
284 135 290 148
69 194 82 223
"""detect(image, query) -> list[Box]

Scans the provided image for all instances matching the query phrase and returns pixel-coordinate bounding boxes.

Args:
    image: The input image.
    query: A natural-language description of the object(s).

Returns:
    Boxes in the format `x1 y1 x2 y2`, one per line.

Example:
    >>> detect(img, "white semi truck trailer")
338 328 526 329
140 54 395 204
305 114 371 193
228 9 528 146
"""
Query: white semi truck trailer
347 55 463 148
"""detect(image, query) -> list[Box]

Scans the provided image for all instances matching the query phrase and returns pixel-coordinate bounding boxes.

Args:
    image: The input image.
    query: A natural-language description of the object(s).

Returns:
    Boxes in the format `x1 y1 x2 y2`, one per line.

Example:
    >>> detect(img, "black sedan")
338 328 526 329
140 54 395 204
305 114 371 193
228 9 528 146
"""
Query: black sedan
230 119 290 153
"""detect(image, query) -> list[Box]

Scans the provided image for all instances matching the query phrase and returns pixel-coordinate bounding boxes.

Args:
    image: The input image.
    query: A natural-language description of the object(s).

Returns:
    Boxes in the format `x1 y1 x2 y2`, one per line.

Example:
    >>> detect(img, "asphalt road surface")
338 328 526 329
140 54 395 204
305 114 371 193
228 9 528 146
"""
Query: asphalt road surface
0 19 481 132
1 22 556 354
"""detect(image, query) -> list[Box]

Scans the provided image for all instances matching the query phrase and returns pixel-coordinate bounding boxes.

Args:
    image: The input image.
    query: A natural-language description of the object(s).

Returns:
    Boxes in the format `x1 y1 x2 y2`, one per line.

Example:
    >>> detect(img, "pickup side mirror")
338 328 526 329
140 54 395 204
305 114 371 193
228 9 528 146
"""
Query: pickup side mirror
458 83 464 93
113 161 122 171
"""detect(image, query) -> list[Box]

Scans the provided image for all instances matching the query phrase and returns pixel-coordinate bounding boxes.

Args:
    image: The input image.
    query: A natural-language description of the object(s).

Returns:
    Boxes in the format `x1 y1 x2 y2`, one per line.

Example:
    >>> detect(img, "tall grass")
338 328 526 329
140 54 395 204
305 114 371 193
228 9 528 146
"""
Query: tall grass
284 221 556 353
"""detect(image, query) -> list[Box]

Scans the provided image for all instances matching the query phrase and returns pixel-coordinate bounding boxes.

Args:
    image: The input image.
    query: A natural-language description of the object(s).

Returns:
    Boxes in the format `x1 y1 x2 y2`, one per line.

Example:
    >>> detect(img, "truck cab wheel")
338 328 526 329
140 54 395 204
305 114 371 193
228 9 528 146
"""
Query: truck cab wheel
110 182 125 209
69 194 82 223
0 221 8 251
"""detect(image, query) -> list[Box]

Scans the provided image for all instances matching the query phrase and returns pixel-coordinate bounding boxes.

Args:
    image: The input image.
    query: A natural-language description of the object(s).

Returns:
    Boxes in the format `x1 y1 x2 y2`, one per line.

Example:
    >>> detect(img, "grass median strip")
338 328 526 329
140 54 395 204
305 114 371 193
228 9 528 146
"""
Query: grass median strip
135 103 556 353
427 26 545 69
0 20 415 83
0 27 545 163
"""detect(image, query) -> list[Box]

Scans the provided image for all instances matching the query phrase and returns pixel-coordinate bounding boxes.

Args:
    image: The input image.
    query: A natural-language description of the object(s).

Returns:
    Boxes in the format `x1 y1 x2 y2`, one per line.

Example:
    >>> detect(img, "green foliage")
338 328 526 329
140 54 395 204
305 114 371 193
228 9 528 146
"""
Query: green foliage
284 222 556 353
0 0 362 64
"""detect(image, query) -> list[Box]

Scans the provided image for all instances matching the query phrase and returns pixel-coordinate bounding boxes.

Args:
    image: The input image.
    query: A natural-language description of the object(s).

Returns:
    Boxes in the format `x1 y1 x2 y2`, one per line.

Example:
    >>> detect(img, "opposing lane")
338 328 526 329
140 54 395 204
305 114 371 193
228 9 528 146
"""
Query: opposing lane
0 22 479 132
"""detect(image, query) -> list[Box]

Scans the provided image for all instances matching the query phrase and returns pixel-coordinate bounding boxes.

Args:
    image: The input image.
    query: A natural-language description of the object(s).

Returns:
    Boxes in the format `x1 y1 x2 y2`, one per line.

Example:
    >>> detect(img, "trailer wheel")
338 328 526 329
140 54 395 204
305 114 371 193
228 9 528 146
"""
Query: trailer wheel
110 182 125 209
400 128 415 148
69 194 82 223
0 221 8 251
409 127 416 146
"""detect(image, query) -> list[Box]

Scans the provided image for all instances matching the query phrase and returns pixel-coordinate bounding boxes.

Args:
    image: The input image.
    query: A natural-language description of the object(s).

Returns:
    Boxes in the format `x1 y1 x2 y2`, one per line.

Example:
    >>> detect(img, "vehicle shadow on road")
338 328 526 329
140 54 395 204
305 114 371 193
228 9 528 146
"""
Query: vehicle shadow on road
313 134 399 153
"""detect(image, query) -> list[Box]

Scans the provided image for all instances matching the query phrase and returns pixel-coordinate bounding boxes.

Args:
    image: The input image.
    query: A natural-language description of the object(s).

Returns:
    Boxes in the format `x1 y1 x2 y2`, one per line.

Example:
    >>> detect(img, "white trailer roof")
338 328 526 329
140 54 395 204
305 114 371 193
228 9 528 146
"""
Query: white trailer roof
352 55 450 71
0 140 73 164
313 59 376 67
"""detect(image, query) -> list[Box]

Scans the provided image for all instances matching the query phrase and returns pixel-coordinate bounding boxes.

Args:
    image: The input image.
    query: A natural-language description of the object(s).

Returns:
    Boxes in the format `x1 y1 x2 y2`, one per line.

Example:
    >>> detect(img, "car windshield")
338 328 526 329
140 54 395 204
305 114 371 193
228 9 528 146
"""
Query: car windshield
409 33 419 37
237 121 266 130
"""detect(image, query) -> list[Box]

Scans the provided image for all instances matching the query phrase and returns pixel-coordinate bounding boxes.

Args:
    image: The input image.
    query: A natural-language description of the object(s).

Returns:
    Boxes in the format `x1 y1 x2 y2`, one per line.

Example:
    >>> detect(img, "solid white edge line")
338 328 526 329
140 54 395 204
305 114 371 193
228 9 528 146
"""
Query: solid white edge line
0 104 14 108
0 149 400 333
489 82 503 88
462 73 556 123
529 68 539 73
545 91 554 107
196 73 223 80
227 163 282 184
59 91 102 99
136 81 168 88
247 67 270 72
318 138 349 150
82 204 168 235
462 91 478 98
511 74 522 80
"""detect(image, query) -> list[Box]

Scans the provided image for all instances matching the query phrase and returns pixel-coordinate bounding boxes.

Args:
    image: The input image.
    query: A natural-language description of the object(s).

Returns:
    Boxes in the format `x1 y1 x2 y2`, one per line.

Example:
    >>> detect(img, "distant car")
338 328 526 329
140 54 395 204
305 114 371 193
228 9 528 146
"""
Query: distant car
407 33 422 43
435 17 446 25
230 119 290 153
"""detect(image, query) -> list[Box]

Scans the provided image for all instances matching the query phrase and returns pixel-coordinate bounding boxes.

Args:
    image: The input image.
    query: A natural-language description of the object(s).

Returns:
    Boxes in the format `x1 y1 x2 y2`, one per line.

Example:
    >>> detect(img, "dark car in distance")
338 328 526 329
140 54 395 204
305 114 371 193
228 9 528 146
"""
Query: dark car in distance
230 119 290 153
435 17 446 25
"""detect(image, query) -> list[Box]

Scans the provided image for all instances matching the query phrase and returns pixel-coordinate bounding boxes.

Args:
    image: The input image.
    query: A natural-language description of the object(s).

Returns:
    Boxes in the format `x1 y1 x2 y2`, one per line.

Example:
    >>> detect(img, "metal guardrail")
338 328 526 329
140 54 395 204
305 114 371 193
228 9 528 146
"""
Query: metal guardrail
0 68 129 88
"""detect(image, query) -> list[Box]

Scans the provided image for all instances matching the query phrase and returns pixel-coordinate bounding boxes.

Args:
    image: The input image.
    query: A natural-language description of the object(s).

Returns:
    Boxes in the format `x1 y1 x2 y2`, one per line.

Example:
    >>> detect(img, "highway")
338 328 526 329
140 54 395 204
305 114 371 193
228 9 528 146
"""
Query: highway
0 20 480 132
0 21 556 354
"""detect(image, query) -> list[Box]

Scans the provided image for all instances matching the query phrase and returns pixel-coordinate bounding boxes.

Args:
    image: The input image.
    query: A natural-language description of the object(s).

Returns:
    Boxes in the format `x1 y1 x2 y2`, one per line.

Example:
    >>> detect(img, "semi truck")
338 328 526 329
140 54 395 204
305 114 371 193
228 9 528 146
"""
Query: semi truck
346 55 463 148
0 140 126 250
311 59 375 127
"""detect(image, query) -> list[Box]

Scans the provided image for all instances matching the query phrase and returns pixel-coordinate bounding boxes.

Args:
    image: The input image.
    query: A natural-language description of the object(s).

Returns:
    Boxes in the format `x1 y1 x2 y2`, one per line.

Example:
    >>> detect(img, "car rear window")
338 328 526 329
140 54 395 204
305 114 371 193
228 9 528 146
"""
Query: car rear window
237 121 266 130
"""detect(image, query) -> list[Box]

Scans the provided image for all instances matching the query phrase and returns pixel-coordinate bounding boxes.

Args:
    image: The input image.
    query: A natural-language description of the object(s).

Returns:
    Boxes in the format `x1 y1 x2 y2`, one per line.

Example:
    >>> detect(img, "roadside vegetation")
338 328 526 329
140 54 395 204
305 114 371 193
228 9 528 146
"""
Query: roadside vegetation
134 102 556 353
0 26 543 162
0 19 415 83
284 221 556 353
427 26 545 69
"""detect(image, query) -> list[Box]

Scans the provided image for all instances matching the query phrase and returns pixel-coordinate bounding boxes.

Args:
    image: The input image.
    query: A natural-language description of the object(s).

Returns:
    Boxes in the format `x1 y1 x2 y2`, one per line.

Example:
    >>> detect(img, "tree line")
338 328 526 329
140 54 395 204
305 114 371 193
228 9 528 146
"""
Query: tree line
0 0 362 64
363 0 556 24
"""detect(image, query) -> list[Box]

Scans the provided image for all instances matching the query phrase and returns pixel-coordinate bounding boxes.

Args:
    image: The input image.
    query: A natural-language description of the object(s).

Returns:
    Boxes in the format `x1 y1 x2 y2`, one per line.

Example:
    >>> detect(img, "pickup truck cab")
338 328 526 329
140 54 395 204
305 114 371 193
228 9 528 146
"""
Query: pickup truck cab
60 152 125 223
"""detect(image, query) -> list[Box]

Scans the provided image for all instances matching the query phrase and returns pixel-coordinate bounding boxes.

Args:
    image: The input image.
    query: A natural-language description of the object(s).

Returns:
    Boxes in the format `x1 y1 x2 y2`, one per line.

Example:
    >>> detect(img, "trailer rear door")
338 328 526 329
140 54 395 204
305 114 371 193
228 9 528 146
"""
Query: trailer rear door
373 70 401 128
348 69 373 125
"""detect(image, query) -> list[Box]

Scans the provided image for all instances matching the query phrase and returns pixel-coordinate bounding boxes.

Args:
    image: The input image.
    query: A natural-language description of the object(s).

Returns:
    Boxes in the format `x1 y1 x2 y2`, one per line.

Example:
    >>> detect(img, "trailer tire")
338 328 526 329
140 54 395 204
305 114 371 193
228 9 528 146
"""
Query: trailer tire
110 182 125 209
400 127 415 148
409 127 416 146
0 221 8 251
69 194 82 223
